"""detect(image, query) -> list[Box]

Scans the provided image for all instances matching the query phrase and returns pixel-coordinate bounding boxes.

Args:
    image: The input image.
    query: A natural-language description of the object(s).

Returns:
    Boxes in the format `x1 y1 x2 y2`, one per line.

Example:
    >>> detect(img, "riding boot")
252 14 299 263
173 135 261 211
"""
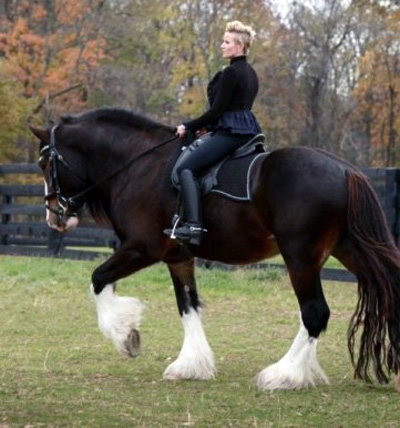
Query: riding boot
164 169 206 245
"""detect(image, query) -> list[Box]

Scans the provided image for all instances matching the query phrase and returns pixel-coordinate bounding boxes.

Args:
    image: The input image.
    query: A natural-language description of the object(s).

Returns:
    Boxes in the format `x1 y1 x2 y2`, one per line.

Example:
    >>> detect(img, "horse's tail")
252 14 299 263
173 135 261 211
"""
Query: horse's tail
346 170 400 383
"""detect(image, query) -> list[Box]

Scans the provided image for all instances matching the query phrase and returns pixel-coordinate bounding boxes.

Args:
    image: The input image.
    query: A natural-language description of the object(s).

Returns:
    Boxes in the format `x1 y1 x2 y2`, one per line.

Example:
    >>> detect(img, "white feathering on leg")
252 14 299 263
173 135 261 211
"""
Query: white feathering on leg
256 319 329 390
164 308 215 380
91 284 144 356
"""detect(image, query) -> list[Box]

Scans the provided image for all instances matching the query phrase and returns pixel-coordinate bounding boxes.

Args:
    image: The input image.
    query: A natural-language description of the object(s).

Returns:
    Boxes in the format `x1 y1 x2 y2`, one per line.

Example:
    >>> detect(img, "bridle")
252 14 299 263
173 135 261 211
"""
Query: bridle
39 125 179 226
39 125 83 226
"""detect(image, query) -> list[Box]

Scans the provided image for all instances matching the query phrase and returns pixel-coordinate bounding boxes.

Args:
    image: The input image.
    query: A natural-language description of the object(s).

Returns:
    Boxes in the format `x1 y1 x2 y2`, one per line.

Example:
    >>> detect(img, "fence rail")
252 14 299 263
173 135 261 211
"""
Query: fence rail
1 163 116 257
2 163 400 282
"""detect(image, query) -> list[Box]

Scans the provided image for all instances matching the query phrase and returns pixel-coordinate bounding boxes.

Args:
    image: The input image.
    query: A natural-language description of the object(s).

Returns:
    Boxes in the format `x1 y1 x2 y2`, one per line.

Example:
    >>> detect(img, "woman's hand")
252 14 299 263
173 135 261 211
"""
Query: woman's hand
196 128 207 137
176 124 186 138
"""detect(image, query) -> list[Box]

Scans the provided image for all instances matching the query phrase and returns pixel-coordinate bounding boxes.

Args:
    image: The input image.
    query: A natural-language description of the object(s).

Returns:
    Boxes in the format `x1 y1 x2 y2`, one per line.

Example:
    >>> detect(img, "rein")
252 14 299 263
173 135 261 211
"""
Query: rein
42 125 179 216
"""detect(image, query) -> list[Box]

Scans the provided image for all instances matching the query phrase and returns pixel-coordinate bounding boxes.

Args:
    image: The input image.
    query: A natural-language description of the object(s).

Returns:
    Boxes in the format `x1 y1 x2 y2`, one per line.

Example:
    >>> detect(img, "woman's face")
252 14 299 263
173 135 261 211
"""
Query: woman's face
221 32 244 59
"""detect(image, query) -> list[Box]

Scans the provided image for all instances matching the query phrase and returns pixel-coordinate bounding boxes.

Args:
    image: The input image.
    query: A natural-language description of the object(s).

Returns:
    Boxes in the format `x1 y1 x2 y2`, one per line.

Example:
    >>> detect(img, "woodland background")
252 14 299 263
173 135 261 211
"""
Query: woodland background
0 0 398 166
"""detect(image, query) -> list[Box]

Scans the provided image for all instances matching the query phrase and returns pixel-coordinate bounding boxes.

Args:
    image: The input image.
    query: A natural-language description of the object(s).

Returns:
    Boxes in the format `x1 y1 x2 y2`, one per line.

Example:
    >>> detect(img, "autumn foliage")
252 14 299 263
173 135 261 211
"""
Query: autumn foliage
353 9 400 166
0 0 105 114
0 0 398 166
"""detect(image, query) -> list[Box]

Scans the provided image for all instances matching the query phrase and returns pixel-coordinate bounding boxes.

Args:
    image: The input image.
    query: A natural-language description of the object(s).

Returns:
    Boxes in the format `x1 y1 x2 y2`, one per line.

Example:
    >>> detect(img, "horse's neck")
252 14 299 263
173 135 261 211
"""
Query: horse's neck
89 129 174 191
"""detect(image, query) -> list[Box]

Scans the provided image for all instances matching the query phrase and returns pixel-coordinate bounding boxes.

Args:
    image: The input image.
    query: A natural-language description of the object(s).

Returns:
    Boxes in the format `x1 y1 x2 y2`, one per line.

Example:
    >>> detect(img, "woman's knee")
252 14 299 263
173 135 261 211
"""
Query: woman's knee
177 168 193 180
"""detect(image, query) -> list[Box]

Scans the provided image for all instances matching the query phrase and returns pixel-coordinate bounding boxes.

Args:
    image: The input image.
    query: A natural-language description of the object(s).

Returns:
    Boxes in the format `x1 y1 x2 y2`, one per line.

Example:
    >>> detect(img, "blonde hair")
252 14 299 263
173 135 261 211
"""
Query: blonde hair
225 21 256 55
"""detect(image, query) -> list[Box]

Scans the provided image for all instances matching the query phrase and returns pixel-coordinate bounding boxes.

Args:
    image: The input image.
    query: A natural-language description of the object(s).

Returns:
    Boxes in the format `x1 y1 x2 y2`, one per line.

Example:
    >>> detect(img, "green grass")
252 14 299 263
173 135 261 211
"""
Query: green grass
0 256 398 428
265 255 345 270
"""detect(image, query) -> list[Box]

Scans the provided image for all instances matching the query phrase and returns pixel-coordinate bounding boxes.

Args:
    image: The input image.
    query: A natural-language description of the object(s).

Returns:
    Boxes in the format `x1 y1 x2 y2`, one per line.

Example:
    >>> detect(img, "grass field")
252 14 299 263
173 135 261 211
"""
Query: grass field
0 256 398 428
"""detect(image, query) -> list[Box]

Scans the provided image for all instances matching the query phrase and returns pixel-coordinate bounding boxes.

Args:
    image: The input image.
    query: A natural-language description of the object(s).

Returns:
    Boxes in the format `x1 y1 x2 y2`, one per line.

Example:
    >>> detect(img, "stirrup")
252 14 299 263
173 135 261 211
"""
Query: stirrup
176 223 207 246
163 214 183 241
163 221 207 246
169 215 181 240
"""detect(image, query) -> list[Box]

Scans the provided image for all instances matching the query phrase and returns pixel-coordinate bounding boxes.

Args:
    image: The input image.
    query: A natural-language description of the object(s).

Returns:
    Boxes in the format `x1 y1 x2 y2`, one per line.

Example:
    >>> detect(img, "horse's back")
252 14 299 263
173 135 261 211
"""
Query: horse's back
261 146 348 182
253 146 349 237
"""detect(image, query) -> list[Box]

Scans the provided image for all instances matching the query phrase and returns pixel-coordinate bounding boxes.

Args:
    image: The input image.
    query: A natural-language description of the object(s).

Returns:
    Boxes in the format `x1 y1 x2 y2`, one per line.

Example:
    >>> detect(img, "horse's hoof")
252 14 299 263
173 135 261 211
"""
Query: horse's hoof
163 370 184 381
163 358 215 380
124 329 141 358
255 363 328 391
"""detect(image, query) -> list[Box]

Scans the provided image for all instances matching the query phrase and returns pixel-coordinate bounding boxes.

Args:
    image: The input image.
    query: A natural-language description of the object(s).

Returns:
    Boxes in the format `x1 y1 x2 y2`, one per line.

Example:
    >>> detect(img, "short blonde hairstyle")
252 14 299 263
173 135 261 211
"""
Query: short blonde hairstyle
226 21 256 55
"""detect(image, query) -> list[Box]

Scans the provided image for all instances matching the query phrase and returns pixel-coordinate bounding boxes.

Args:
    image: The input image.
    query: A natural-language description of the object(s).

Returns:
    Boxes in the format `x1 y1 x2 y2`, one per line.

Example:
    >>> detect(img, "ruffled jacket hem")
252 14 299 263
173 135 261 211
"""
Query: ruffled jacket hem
214 110 261 135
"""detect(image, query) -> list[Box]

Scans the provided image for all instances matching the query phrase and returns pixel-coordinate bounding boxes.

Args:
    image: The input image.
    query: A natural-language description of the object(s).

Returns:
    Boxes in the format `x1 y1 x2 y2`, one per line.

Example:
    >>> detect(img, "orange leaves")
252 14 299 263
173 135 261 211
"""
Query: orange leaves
55 0 91 25
0 17 45 95
353 10 400 164
31 5 48 21
0 0 105 116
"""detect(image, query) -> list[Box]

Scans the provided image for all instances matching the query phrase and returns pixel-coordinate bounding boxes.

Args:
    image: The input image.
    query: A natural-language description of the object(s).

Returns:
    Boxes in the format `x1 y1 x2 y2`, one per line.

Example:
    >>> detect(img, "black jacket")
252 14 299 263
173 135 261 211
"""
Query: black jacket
184 56 259 132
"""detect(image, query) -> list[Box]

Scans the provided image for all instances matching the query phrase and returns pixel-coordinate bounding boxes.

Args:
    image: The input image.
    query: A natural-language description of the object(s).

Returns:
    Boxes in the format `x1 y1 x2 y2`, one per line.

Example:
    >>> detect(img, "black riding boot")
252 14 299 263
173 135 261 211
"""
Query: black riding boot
164 169 205 245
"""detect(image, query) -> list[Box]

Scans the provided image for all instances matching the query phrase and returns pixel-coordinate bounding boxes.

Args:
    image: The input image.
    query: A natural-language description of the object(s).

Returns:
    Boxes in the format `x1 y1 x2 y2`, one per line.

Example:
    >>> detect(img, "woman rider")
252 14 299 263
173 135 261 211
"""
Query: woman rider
164 20 262 245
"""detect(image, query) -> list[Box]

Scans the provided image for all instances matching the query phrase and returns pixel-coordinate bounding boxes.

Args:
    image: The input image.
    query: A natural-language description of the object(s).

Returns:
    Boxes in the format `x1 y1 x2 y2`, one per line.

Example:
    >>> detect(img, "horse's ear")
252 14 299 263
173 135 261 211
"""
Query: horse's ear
29 126 49 143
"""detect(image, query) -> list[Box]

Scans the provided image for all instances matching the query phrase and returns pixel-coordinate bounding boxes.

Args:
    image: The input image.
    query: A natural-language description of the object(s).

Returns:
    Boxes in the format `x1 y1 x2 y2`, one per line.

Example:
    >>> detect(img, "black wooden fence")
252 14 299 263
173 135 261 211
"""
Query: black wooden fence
366 168 400 247
1 163 400 282
0 163 117 259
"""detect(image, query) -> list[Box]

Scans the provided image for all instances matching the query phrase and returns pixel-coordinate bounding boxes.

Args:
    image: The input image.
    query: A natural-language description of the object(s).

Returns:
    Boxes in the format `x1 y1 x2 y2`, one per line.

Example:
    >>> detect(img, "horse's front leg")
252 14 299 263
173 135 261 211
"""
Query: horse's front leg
164 259 215 380
91 248 156 357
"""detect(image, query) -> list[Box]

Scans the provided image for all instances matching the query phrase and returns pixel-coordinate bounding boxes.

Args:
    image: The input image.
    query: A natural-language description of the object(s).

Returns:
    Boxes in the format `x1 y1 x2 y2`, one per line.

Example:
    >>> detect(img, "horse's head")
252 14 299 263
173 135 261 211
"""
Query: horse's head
30 125 83 233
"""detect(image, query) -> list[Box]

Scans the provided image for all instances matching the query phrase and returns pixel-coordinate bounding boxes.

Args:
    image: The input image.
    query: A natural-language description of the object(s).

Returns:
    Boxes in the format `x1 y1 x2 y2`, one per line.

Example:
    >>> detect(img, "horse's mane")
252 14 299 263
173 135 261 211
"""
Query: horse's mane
60 107 175 134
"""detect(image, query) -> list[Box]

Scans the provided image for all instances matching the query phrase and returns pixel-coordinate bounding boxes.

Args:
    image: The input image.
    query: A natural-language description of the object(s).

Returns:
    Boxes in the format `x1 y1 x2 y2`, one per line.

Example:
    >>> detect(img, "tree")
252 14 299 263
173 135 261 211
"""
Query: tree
95 0 273 125
253 16 305 149
287 0 353 149
0 0 106 161
0 62 38 162
352 4 400 166
0 0 106 120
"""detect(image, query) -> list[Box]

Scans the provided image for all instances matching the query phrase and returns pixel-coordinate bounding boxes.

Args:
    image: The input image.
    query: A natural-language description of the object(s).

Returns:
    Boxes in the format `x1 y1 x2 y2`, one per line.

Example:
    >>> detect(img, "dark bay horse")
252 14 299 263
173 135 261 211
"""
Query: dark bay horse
30 107 400 391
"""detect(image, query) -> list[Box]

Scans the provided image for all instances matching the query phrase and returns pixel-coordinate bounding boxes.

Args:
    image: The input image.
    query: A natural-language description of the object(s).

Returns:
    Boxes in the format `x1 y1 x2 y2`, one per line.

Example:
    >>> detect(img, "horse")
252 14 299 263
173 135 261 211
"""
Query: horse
30 107 400 391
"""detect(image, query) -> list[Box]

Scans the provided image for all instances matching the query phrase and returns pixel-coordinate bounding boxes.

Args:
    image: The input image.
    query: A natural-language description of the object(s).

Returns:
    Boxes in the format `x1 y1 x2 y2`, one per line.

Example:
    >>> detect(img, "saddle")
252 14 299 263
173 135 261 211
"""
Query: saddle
171 133 267 201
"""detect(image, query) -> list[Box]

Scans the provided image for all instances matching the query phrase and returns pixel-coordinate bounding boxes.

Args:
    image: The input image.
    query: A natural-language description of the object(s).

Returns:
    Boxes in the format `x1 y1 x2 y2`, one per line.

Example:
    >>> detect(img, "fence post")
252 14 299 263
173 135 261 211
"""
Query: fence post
395 169 400 247
1 193 12 245
48 229 64 255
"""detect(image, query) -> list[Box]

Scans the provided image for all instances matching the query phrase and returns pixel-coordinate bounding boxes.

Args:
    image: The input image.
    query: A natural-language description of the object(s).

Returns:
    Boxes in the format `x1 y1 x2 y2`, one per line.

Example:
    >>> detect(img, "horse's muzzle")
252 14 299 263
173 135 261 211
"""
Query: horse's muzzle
46 201 79 232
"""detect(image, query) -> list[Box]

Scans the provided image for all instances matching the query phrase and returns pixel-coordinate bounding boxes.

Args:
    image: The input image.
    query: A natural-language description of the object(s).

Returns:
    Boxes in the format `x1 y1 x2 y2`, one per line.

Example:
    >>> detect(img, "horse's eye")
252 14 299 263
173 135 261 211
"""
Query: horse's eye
38 155 47 169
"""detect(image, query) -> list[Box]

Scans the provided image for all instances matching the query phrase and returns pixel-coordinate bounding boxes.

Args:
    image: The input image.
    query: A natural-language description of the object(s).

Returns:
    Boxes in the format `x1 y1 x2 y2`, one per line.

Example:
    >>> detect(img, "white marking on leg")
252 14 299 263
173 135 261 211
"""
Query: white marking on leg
164 308 215 380
256 317 329 390
91 284 144 357
43 179 51 225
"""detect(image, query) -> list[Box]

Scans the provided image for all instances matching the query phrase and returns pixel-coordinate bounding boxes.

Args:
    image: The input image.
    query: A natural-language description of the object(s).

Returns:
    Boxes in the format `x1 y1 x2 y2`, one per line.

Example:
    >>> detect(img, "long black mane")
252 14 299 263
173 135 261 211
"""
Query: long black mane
60 107 175 134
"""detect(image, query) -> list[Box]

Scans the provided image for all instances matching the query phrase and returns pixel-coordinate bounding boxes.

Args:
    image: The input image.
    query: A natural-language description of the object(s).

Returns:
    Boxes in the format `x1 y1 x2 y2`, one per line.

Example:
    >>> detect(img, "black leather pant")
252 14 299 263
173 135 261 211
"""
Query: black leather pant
176 132 250 176
176 132 251 225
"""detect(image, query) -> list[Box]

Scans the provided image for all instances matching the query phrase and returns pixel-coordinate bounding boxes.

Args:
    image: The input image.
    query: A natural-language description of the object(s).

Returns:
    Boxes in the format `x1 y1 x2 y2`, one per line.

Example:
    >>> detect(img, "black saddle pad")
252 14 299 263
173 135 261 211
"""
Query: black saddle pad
209 151 267 201
169 133 267 202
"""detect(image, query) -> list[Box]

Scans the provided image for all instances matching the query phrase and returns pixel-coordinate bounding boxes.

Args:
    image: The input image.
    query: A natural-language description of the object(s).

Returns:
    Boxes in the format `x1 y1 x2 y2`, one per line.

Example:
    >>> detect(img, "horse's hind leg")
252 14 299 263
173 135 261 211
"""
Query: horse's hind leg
164 259 215 380
257 240 331 390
